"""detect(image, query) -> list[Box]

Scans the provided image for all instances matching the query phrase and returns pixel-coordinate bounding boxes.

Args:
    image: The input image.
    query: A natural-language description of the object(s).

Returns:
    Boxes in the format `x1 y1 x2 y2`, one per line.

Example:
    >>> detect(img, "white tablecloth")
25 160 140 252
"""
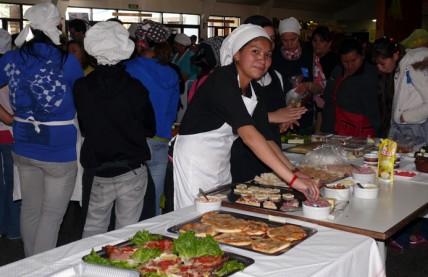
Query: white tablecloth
0 206 385 277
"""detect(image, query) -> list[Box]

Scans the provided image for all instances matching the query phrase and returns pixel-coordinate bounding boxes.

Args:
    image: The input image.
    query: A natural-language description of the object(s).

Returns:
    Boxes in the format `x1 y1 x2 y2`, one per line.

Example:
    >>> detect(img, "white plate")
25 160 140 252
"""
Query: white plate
50 262 139 277
393 170 418 180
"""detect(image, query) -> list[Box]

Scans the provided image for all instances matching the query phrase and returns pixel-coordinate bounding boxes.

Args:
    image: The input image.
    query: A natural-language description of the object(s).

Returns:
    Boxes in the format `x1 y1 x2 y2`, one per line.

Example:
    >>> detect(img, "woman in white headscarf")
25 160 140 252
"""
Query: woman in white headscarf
0 3 83 256
173 24 320 209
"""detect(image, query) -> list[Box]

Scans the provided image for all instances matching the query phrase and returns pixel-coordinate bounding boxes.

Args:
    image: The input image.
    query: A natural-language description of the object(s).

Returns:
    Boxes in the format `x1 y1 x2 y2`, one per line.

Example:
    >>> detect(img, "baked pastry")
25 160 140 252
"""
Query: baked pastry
251 238 291 254
213 232 253 246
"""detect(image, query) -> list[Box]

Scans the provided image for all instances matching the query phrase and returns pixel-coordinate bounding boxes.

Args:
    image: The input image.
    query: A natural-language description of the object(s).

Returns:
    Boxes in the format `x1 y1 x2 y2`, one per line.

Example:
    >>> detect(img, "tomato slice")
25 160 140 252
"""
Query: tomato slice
394 170 416 177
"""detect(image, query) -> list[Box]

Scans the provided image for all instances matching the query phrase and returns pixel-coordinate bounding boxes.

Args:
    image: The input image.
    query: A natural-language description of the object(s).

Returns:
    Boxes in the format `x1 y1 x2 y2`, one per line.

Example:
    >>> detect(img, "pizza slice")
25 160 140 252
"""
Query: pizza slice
179 223 218 237
242 220 269 236
267 225 307 242
251 238 291 254
213 232 253 246
213 218 248 233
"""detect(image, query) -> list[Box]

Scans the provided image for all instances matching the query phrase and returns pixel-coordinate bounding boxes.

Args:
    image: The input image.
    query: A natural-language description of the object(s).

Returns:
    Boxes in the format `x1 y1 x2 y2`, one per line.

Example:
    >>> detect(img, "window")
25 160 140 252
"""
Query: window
0 3 29 35
0 4 201 43
0 3 21 19
92 9 111 22
207 16 239 38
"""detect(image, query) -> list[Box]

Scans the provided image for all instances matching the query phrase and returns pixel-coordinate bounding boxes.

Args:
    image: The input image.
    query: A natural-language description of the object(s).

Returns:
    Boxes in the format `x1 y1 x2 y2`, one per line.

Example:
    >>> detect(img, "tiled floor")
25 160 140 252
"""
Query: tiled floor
0 202 427 276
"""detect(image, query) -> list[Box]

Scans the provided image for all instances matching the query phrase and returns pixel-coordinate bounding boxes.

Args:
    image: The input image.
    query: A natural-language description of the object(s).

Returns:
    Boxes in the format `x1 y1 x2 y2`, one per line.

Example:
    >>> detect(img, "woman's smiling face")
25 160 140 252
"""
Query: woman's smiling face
234 37 272 86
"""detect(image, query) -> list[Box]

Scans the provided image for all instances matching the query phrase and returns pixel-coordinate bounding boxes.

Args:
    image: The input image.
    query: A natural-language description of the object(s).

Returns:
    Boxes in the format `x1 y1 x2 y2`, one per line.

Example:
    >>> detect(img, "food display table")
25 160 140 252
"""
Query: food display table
0 206 385 277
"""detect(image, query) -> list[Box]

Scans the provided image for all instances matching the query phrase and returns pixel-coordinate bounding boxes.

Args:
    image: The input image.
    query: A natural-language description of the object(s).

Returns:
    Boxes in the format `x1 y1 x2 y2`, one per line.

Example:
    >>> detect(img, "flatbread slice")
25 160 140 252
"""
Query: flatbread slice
200 212 235 225
242 220 269 236
213 232 253 246
267 225 307 241
251 238 291 254
213 218 248 233
179 223 217 237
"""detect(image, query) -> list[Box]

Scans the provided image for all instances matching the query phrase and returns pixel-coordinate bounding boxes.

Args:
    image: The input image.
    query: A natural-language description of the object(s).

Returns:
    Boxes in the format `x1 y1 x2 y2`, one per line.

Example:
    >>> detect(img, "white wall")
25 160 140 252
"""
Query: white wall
4 0 421 39
5 0 337 21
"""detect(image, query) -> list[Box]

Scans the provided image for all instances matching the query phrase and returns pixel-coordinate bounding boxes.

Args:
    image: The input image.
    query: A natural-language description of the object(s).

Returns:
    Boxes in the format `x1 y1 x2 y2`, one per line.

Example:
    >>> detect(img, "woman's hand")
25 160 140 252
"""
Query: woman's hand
270 106 307 123
291 177 320 201
279 122 293 132
295 171 311 179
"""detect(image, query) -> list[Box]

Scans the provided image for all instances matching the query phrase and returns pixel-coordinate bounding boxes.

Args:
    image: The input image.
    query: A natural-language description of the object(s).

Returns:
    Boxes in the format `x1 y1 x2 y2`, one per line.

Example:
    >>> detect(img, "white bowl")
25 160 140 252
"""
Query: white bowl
195 196 221 213
323 185 350 201
353 184 379 199
302 200 331 219
364 153 378 162
352 171 376 183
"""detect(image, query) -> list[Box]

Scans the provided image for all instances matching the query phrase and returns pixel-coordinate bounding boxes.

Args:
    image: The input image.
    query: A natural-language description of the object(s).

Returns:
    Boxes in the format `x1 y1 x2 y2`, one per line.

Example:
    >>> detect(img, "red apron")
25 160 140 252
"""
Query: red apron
333 75 374 138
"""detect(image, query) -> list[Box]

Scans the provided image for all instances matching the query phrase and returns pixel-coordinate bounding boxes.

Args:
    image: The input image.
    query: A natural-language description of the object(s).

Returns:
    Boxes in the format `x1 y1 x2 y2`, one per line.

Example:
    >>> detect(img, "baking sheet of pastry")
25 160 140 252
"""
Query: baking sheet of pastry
167 211 316 256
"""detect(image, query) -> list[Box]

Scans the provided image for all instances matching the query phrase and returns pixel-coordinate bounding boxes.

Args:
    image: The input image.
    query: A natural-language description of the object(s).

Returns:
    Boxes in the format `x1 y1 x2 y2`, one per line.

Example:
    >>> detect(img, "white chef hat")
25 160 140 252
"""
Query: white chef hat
84 21 135 66
278 17 301 36
220 24 270 66
174 33 191 46
14 2 62 47
0 29 12 54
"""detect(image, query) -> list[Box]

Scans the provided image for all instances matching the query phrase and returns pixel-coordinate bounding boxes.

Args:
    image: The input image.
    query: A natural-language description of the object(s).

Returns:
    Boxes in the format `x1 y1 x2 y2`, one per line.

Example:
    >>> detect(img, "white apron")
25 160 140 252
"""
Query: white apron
13 115 84 203
174 83 258 209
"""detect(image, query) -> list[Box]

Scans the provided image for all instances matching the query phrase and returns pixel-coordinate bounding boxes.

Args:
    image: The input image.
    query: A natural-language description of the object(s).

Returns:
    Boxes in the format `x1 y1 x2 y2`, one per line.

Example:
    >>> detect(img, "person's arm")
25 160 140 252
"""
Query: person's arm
0 105 13 125
267 140 293 169
268 106 307 124
267 140 313 180
238 125 319 199
401 68 428 123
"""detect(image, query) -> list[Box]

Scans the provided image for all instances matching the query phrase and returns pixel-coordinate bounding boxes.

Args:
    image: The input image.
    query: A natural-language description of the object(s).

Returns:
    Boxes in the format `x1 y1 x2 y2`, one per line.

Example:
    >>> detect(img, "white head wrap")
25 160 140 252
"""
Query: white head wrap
0 29 12 54
14 2 62 47
220 24 270 66
84 21 135 66
174 33 191 46
278 17 301 36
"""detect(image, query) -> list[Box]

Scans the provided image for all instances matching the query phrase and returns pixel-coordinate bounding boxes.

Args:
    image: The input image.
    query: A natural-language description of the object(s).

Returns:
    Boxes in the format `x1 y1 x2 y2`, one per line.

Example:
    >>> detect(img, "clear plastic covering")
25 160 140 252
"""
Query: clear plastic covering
302 144 348 166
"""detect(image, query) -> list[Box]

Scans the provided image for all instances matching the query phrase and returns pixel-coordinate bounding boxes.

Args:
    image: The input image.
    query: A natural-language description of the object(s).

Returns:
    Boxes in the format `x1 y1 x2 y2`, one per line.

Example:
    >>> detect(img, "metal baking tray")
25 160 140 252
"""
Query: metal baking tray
82 234 254 277
167 211 317 256
50 262 139 277
228 182 305 212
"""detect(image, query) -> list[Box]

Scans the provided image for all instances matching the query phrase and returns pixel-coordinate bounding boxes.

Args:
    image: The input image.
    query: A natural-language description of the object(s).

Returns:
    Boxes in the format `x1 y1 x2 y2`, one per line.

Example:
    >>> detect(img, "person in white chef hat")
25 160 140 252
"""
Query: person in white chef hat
0 2 84 256
173 24 320 209
272 17 325 135
73 21 156 238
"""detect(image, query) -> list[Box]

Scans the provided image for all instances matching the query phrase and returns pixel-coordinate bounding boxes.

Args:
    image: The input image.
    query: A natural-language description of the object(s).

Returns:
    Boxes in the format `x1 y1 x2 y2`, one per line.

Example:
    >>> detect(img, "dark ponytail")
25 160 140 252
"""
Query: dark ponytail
371 37 405 65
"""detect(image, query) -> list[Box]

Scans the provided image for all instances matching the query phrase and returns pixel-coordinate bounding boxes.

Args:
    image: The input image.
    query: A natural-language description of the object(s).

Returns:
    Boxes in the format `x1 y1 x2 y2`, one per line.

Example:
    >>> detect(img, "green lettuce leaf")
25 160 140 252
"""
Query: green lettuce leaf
83 249 112 266
83 249 139 270
110 259 140 270
173 231 223 259
131 247 162 264
214 260 246 276
130 230 163 245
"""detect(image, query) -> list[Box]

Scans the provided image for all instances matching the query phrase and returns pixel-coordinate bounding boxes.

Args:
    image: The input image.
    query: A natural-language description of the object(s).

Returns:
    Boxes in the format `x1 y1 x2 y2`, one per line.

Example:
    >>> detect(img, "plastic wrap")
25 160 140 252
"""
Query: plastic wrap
302 144 348 166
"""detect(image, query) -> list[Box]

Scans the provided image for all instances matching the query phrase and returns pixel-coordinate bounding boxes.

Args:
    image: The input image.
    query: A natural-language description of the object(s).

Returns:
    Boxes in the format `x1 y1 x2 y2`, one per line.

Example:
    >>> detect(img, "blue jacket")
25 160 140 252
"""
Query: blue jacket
125 57 179 140
0 43 83 162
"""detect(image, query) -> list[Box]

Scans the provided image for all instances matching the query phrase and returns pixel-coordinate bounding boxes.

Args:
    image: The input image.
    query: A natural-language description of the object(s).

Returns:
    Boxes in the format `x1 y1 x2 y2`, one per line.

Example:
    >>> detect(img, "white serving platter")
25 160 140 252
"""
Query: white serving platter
50 262 139 277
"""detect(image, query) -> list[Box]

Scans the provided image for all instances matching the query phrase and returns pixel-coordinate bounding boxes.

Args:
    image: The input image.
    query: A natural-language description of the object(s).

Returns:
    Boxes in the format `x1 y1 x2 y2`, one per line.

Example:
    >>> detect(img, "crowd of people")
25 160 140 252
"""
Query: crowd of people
0 2 427 258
